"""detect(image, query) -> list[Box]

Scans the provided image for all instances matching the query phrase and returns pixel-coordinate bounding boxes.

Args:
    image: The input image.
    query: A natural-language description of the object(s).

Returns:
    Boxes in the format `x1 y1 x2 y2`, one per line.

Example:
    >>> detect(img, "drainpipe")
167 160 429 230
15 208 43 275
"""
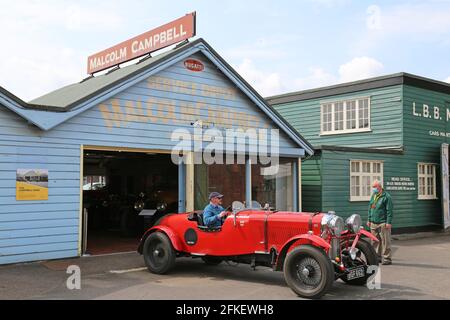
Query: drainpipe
178 159 186 213
293 160 299 212
246 157 252 207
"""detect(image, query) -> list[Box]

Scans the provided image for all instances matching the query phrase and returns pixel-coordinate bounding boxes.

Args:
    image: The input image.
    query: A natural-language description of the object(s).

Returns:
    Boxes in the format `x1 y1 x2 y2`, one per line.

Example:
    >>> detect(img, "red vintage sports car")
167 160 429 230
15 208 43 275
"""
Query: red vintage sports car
137 201 379 299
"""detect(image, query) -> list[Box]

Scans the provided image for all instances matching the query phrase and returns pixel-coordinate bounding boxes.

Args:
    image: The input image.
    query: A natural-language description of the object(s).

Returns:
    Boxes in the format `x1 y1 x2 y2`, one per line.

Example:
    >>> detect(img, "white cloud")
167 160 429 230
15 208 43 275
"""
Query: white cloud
0 48 85 101
445 77 450 84
338 57 384 83
235 59 283 97
0 1 123 32
366 5 382 31
224 35 303 61
0 1 125 100
306 0 350 8
288 57 384 93
365 3 450 38
293 67 337 91
238 55 385 97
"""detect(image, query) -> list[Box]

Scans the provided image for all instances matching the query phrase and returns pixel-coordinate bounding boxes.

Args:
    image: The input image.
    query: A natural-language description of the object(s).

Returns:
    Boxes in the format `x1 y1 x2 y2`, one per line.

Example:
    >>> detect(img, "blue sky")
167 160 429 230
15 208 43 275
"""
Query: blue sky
0 0 449 101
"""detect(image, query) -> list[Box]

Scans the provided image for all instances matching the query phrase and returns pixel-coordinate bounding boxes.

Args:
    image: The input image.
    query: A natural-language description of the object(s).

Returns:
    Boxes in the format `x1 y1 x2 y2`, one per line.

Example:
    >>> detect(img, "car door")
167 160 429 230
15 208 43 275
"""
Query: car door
188 212 261 256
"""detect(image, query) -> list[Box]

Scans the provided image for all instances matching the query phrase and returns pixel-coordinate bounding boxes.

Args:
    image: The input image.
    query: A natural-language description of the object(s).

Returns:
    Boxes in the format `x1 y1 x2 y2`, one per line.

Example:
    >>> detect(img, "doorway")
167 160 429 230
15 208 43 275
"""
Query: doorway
82 149 178 255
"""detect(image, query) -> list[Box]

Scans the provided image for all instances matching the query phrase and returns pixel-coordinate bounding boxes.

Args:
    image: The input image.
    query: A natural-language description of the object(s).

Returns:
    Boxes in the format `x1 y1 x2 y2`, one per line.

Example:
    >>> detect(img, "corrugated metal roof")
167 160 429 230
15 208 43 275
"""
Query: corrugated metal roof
29 41 191 111
266 72 450 105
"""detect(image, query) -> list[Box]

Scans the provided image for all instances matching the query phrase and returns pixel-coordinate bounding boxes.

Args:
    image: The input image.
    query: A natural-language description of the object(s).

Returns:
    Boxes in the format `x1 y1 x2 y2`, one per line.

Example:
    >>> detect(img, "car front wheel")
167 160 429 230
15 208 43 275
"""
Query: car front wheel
340 239 379 286
143 232 176 274
283 245 334 299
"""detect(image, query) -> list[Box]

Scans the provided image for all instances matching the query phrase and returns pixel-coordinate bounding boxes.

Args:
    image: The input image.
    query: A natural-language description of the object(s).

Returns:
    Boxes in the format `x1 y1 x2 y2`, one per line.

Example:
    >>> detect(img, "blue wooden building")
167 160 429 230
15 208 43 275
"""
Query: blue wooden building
0 39 313 265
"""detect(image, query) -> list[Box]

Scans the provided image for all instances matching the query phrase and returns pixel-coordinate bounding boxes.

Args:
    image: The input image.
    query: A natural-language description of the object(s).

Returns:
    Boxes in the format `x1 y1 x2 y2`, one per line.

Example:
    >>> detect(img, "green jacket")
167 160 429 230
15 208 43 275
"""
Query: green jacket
368 190 393 225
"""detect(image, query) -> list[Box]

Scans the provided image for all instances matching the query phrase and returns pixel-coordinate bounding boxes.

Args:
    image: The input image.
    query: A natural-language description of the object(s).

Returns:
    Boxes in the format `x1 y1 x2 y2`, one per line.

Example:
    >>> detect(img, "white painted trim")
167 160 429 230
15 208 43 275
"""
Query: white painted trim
349 160 384 202
320 96 372 136
320 128 372 136
418 163 438 200
319 95 372 105
78 146 175 255
186 152 195 212
78 145 84 256
298 158 302 212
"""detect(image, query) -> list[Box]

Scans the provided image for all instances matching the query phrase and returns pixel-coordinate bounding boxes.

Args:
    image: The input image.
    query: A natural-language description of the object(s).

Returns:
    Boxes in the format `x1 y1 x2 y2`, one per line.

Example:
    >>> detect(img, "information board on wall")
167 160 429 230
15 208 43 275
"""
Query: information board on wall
16 169 49 201
385 177 416 192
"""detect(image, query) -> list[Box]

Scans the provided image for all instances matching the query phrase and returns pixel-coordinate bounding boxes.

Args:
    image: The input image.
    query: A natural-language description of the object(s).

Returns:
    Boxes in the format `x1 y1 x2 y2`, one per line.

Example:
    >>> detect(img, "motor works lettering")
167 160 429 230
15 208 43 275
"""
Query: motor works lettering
87 12 196 74
98 76 270 131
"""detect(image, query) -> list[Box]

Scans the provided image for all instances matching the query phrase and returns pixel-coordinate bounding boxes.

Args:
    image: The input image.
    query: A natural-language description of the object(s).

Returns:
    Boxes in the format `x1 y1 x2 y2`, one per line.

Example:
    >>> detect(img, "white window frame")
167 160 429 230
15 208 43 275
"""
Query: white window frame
320 97 372 136
350 160 384 202
418 163 437 200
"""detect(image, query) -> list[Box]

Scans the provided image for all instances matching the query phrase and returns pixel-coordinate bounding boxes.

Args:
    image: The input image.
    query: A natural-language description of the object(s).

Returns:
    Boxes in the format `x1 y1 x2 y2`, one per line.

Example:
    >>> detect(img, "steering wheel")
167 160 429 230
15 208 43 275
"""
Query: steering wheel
221 205 232 223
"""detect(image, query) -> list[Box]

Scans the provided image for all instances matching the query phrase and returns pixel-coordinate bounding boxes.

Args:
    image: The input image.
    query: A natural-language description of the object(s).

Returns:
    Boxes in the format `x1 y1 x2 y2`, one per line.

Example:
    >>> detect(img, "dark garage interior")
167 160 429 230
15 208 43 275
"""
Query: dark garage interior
82 150 178 255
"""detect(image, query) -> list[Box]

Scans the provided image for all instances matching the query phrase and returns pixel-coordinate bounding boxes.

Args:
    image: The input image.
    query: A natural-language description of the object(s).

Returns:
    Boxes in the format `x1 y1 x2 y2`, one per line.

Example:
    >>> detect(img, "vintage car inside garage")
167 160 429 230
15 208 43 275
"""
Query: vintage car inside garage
83 150 178 255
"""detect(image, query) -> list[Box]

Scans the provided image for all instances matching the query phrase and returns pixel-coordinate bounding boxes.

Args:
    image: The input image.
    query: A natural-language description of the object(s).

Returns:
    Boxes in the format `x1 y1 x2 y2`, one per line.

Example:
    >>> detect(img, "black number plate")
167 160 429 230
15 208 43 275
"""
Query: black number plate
347 266 366 281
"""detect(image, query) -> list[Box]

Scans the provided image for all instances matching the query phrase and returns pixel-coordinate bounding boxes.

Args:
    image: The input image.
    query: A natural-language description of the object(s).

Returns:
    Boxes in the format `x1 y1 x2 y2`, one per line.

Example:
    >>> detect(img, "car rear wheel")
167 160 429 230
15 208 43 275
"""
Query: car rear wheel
284 245 334 299
143 232 176 274
340 239 379 286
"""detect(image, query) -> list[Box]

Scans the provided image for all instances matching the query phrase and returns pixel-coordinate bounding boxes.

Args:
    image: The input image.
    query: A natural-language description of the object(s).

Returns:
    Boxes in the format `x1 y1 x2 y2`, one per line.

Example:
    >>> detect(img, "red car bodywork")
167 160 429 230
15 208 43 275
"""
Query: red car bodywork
138 210 377 269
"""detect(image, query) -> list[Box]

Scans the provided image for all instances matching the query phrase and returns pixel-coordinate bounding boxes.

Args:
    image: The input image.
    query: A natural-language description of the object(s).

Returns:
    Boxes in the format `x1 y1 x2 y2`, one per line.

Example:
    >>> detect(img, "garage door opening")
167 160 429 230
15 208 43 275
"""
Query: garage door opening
82 150 178 255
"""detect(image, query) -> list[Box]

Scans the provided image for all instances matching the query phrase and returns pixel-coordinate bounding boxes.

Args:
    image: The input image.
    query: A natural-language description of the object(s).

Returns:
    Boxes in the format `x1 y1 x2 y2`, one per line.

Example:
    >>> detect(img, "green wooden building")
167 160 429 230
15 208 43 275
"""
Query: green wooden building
267 73 450 233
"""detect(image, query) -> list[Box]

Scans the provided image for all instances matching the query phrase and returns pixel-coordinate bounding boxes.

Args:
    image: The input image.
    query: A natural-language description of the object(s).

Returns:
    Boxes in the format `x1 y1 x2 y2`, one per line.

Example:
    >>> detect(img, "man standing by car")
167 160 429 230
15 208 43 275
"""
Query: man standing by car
203 192 228 228
367 180 394 265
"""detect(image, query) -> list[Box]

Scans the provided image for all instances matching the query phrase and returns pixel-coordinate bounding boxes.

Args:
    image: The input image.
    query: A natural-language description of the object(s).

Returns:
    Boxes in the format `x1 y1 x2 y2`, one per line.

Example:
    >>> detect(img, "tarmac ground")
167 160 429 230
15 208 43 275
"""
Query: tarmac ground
1 234 450 300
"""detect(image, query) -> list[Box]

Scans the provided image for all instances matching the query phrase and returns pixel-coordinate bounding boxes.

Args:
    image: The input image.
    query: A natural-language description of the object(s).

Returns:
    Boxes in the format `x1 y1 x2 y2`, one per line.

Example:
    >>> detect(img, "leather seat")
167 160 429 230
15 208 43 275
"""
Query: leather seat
197 212 221 232
187 211 205 226
197 212 205 226
188 211 221 232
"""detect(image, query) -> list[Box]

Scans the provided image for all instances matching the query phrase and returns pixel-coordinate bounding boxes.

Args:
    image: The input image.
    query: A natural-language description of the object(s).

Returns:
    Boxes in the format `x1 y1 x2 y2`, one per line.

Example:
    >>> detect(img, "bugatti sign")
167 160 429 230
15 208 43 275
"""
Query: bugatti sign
184 59 204 72
87 12 196 74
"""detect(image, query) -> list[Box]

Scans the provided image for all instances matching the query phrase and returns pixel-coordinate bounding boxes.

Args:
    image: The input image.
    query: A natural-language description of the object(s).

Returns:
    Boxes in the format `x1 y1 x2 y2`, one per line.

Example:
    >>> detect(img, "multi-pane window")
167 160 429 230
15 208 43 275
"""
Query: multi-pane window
335 102 344 131
322 103 333 132
418 163 437 200
359 99 370 129
346 100 357 130
321 98 371 134
350 160 383 201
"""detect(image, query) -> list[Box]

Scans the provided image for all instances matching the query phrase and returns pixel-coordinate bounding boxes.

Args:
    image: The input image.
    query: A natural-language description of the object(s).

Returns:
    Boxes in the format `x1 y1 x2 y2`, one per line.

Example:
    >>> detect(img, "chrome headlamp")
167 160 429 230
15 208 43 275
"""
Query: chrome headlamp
134 200 145 212
157 202 167 212
321 212 345 236
346 214 362 234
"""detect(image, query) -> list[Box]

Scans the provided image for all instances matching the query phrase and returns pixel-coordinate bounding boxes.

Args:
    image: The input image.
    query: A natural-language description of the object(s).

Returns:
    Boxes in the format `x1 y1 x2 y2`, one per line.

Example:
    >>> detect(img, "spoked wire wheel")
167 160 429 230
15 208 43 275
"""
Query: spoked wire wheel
284 245 334 299
294 256 323 290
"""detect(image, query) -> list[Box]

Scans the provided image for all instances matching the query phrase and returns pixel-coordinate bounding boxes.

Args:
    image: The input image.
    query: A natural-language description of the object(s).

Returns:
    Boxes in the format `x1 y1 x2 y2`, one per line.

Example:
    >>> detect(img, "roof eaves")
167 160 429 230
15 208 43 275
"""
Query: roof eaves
267 72 450 105
266 73 406 105
317 145 404 155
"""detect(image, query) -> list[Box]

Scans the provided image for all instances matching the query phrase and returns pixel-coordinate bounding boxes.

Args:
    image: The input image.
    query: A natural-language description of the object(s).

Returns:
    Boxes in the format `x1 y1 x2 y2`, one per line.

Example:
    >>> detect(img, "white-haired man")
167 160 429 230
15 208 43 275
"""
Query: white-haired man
367 180 394 265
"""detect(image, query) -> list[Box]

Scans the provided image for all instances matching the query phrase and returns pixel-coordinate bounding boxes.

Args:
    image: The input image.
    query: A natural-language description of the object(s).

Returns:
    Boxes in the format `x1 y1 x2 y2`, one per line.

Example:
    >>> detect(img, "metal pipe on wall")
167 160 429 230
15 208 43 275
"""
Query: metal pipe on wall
246 157 252 207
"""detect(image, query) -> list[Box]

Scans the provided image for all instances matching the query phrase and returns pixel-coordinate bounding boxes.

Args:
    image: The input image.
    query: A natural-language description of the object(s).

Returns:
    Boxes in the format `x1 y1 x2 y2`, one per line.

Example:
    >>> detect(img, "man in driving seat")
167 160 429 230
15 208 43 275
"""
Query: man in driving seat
203 192 229 228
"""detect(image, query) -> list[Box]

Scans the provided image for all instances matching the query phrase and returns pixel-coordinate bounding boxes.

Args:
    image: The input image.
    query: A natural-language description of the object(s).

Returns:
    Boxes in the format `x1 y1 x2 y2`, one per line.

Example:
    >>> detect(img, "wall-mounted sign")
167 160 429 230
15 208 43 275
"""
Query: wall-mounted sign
184 59 204 72
385 177 416 192
16 169 49 201
87 12 196 74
